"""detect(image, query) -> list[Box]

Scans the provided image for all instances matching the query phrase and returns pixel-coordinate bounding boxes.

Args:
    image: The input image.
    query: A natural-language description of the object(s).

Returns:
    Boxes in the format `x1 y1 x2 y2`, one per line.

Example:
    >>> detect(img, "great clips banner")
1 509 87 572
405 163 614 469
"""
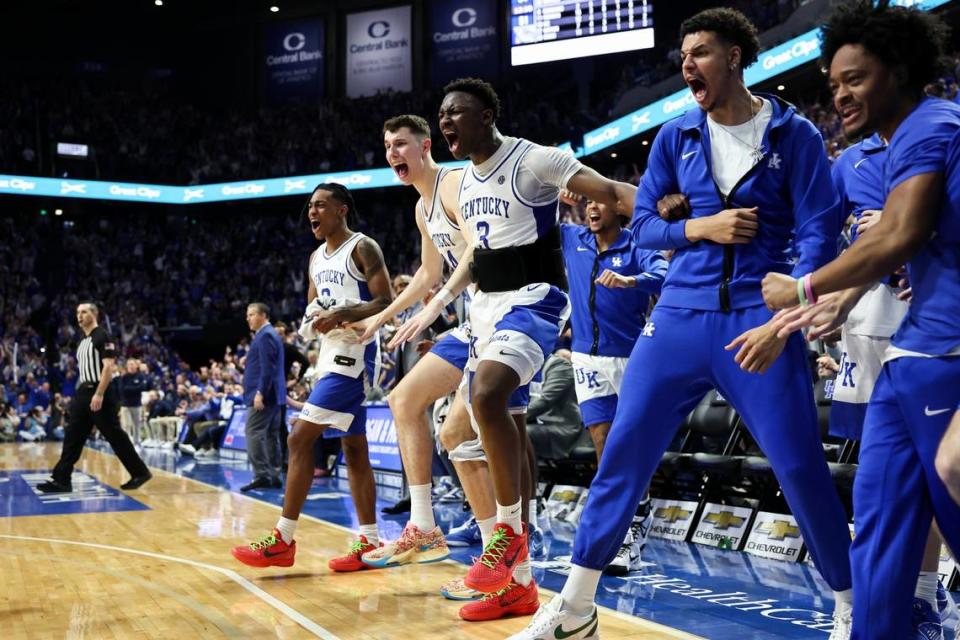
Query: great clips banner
429 0 498 88
345 6 412 98
263 18 325 102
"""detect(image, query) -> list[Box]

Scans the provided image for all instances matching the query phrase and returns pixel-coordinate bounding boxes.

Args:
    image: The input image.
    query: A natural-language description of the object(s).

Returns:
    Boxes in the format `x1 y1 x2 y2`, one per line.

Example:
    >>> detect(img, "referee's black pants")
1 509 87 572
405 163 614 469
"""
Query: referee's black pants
52 384 150 485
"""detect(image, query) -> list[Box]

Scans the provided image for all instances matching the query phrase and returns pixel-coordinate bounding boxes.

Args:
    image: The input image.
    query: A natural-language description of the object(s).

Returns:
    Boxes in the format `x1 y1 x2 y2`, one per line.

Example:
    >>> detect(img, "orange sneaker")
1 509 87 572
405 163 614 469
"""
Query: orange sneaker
231 528 296 568
328 536 381 572
463 523 528 593
459 579 540 621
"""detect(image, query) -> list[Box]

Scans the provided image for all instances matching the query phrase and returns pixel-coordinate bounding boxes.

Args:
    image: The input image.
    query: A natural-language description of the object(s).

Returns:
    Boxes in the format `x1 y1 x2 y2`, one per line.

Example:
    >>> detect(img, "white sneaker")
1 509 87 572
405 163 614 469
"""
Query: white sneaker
603 530 640 576
829 600 852 640
178 443 197 456
507 595 599 640
160 441 175 451
142 439 158 448
197 448 219 459
633 500 653 551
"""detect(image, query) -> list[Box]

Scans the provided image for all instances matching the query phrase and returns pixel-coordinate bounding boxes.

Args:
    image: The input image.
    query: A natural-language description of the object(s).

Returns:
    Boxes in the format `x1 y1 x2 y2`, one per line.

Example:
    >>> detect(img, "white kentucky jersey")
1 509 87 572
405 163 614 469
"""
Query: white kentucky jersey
422 167 468 271
306 232 380 382
458 136 582 250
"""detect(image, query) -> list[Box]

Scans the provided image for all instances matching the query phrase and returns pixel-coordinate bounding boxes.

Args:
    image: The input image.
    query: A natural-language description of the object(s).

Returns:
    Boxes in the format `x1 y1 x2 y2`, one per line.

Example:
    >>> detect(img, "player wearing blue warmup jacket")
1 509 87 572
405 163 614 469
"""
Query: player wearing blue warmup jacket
824 132 956 636
763 4 960 639
512 8 854 640
559 198 667 576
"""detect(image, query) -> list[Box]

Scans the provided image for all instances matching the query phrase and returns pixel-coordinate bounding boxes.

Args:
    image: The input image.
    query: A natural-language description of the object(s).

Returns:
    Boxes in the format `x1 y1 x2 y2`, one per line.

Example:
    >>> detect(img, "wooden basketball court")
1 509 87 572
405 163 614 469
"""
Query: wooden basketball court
0 443 701 639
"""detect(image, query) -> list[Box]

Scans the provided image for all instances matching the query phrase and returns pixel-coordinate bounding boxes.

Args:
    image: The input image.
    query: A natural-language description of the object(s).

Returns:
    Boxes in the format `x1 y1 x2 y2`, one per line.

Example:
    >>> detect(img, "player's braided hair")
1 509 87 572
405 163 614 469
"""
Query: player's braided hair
309 182 359 226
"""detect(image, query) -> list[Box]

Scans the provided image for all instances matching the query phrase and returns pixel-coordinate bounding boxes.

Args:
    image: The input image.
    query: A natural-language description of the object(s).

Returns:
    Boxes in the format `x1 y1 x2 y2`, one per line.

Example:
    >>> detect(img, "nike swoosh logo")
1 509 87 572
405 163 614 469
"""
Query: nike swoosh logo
555 609 598 639
925 406 952 417
504 545 523 568
854 158 868 169
499 349 517 357
262 548 286 557
681 151 697 160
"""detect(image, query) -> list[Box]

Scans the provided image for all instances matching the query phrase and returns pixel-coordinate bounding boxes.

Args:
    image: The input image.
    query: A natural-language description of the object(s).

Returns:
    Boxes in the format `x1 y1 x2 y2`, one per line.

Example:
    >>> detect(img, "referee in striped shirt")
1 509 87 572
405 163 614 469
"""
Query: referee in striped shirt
38 303 152 493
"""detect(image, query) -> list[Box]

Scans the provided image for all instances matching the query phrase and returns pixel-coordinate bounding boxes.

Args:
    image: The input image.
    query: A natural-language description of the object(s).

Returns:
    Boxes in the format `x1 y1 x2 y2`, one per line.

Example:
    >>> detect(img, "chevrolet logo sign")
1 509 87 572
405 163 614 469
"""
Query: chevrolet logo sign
703 511 745 530
654 505 693 524
757 520 800 540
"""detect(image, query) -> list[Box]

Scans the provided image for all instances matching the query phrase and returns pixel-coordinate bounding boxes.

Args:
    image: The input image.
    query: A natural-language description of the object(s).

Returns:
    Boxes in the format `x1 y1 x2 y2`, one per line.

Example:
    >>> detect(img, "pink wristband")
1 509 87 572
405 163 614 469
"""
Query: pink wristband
803 274 817 306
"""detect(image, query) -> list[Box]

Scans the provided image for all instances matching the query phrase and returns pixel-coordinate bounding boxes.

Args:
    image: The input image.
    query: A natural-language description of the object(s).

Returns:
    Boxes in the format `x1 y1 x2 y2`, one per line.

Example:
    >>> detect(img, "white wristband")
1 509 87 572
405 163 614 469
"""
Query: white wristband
435 288 455 306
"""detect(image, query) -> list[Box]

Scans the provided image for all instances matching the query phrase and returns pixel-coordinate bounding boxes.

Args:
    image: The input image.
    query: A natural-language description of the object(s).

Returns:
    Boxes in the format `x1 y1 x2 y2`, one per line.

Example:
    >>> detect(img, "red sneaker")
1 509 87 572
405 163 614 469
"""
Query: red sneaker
231 528 296 568
328 536 381 572
463 523 528 593
459 579 540 621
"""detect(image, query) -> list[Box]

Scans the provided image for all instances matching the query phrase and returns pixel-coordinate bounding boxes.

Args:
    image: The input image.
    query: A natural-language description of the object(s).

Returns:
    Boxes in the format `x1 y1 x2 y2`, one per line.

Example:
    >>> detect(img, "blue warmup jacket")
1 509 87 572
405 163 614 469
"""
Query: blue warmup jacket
560 223 667 357
630 94 843 311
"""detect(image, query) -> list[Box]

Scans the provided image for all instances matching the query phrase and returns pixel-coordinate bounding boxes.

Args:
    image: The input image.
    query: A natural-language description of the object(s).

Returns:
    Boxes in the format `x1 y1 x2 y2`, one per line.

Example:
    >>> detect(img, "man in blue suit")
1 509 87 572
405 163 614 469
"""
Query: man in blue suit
242 302 285 491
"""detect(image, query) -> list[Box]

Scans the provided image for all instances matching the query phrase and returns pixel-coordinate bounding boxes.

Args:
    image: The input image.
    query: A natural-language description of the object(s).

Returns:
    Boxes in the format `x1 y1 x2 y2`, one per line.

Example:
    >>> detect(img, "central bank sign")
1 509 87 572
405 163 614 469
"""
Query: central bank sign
430 0 498 87
345 6 412 98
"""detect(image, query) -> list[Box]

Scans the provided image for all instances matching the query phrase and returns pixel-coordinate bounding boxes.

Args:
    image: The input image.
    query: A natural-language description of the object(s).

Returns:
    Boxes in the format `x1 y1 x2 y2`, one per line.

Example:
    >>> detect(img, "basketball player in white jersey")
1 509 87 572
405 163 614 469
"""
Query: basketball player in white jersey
358 114 542 620
391 78 638 614
232 183 394 572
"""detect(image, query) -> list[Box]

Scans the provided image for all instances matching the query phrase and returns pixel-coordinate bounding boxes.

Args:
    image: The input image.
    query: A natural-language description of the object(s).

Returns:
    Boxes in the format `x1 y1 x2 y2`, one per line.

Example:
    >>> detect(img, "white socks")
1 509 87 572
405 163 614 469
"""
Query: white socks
833 588 853 614
561 565 602 616
497 499 523 534
529 499 538 524
276 517 298 544
514 558 533 586
409 483 435 531
478 515 497 547
359 523 380 547
916 572 938 609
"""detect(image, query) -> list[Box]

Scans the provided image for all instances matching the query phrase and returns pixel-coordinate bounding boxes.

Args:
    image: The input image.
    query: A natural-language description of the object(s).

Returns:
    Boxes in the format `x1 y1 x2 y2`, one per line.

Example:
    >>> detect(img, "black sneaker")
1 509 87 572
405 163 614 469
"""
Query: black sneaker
240 477 273 492
37 480 72 493
381 496 410 515
120 472 152 490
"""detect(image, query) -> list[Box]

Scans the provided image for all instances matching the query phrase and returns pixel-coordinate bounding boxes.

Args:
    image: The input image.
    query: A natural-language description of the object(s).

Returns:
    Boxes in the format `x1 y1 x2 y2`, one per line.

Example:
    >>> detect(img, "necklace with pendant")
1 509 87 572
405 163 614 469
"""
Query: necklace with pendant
716 96 765 163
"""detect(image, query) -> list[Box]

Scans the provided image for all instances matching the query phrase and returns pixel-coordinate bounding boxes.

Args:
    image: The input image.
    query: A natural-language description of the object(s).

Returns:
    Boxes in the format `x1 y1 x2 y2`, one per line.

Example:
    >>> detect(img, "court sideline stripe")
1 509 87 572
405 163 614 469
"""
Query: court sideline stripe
0 533 340 640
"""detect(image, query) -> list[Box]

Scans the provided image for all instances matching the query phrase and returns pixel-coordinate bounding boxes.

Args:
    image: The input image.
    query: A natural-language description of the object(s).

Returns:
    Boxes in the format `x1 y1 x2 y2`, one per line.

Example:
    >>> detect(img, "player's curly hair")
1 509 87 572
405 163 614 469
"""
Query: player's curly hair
442 77 501 120
680 8 761 69
820 0 950 96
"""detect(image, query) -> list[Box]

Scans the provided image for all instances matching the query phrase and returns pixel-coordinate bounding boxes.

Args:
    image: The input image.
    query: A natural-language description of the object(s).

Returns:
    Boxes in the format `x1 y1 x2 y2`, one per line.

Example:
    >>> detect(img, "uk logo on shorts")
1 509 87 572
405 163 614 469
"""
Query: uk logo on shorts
838 351 857 388
575 368 600 389
641 321 656 337
612 257 622 267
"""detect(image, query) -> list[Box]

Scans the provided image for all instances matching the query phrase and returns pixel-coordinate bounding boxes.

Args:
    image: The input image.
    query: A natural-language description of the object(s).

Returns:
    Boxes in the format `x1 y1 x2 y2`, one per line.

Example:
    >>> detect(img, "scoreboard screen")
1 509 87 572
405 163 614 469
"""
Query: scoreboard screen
510 0 654 66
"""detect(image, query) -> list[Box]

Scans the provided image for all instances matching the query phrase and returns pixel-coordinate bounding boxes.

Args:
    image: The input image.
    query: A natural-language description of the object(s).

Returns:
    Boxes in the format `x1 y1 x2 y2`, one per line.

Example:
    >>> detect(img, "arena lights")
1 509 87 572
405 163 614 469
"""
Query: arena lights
270 5 279 12
55 209 63 216
0 0 950 206
154 0 163 6
777 85 785 91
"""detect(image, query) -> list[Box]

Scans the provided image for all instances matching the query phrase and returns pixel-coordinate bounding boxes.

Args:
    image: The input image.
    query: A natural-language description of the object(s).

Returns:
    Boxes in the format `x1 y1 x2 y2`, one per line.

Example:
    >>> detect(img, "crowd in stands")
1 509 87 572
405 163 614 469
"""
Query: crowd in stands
0 201 423 445
1 0 815 186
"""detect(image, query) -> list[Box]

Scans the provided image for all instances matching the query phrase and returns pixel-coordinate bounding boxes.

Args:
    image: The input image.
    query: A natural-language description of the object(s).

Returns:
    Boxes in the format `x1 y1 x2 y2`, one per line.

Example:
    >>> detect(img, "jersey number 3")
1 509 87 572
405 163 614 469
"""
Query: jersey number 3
476 221 490 249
